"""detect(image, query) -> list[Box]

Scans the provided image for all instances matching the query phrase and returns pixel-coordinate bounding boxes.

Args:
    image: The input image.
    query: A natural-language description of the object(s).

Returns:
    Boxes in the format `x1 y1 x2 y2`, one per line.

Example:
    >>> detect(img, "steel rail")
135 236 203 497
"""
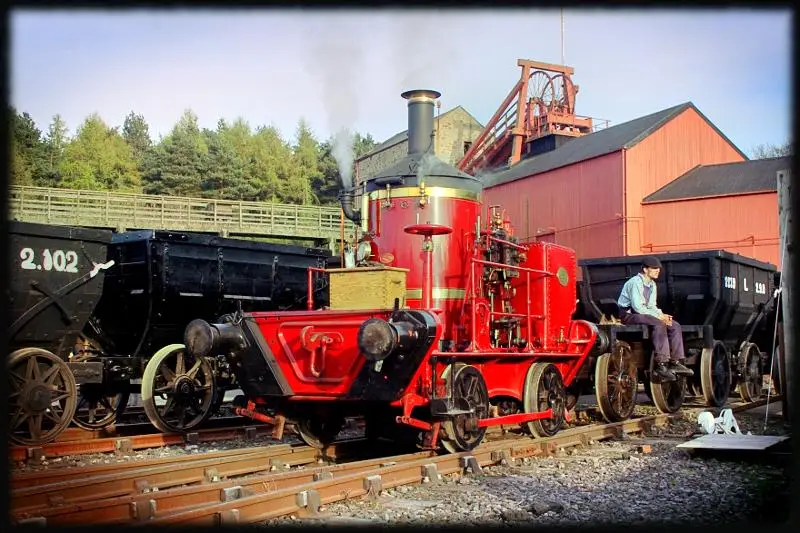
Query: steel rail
143 414 674 526
11 445 288 490
9 423 277 463
16 449 438 526
13 413 675 526
11 441 332 513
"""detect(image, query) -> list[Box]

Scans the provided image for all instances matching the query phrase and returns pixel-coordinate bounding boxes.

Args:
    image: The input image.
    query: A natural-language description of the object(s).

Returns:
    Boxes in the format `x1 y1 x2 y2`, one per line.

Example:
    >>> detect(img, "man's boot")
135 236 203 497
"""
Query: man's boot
668 360 694 377
651 362 676 383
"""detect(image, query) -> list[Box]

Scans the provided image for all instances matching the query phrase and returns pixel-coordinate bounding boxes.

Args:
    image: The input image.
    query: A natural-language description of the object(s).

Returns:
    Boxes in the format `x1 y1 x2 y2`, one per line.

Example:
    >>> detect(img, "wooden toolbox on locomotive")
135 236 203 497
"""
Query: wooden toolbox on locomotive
326 266 408 310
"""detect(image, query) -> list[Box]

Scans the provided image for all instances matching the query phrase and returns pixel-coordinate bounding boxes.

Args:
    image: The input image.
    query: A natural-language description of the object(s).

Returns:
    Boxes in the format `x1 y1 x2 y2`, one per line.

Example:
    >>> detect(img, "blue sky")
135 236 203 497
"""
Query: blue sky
11 9 793 157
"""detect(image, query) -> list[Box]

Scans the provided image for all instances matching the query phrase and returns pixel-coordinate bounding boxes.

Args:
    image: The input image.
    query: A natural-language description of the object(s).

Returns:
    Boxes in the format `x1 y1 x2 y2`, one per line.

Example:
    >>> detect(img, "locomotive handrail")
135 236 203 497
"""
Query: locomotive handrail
7 185 358 245
481 232 528 251
467 252 554 352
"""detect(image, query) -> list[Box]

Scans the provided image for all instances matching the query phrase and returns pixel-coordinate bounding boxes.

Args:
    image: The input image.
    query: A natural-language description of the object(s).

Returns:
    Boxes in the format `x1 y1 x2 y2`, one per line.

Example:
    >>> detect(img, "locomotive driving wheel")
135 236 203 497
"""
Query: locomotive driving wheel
7 348 78 445
523 362 567 438
141 344 216 433
296 416 346 449
738 342 764 403
440 363 490 453
595 341 638 422
700 341 732 407
71 354 130 431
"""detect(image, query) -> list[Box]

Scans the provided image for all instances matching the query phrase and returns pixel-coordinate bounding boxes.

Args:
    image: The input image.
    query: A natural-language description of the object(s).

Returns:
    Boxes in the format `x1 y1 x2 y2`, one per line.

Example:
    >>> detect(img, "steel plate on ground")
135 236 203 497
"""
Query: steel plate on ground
676 434 788 451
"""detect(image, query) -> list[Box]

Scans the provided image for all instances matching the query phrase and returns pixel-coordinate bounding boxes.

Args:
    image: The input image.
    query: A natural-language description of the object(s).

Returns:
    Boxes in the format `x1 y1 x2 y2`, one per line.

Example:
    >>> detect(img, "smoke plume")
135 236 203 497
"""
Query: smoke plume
306 25 363 191
332 128 355 190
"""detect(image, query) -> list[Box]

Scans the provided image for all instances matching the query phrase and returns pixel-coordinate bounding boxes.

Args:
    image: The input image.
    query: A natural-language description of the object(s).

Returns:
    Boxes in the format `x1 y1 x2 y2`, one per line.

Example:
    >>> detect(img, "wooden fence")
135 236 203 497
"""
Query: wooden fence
7 186 357 246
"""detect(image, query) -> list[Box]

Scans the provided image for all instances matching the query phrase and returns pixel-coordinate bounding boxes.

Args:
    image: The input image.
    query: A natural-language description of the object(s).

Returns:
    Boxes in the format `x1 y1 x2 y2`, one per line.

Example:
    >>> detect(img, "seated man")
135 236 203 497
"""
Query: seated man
617 256 694 383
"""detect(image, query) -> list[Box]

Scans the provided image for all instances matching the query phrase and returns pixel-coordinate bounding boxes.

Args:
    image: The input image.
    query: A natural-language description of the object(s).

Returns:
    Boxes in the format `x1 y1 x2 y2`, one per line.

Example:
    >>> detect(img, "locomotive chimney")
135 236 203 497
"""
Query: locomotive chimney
402 89 441 156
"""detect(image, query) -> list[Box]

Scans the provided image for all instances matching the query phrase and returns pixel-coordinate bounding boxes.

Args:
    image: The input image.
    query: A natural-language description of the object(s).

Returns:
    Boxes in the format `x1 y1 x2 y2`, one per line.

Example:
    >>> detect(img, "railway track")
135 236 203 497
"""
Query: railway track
9 422 277 463
12 412 682 526
10 393 776 464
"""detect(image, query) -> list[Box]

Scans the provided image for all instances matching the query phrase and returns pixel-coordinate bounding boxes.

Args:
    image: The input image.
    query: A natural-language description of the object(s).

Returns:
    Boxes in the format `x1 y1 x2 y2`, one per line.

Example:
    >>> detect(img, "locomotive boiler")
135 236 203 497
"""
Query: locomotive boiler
183 89 599 453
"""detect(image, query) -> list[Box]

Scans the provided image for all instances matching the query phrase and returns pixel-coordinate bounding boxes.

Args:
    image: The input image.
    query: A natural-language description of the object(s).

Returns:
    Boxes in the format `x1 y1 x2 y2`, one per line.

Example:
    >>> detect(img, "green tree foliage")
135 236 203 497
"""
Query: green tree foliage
59 113 141 191
122 111 152 165
143 110 208 196
9 107 47 186
287 119 321 205
41 114 69 187
11 106 380 205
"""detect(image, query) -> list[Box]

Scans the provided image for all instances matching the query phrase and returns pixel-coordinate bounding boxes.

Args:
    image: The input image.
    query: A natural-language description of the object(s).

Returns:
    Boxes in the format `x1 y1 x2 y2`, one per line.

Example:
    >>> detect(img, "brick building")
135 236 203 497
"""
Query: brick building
355 106 484 186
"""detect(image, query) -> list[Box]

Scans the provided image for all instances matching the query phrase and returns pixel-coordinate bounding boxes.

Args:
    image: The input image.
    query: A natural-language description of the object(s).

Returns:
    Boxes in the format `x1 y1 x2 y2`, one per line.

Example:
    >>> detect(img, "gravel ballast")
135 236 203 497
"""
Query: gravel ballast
268 407 791 527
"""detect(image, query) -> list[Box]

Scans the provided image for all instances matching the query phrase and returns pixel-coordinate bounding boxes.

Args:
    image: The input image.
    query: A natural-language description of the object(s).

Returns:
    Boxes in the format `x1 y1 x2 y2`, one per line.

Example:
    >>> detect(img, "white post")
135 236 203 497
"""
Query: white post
560 10 565 65
777 168 793 421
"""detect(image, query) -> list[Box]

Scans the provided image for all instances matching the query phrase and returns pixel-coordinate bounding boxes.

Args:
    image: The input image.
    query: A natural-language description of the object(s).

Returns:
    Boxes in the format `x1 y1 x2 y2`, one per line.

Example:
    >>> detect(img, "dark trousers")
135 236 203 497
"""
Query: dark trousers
621 313 685 363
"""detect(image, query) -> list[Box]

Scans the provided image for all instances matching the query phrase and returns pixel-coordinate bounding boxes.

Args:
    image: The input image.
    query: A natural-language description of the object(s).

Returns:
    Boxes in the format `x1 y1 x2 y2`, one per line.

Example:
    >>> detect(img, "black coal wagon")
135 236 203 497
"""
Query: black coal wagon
571 250 779 422
77 229 333 434
6 221 115 445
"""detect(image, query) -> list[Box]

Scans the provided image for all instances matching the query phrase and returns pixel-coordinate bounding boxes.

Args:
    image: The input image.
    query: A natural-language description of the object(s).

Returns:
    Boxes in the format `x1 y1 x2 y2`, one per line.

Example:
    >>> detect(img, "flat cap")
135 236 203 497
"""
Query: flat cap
642 256 662 269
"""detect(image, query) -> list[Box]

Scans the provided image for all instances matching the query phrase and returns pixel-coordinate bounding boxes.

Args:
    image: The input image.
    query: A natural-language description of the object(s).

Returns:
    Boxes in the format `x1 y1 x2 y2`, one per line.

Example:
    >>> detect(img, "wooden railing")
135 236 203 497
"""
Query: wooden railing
7 186 358 245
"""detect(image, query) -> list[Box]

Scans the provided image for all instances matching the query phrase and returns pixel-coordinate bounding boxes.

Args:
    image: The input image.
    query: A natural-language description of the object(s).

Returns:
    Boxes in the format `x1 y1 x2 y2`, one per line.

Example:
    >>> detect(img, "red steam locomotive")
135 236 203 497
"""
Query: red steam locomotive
183 89 603 453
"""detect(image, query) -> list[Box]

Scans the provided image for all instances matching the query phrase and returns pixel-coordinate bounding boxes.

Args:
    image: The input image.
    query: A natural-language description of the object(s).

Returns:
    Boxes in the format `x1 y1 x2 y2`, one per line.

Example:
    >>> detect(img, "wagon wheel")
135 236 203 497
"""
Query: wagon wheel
7 348 78 446
595 341 638 422
141 344 216 433
523 362 567 438
440 363 490 453
296 416 345 449
700 341 732 407
71 354 130 431
649 375 686 414
738 342 764 403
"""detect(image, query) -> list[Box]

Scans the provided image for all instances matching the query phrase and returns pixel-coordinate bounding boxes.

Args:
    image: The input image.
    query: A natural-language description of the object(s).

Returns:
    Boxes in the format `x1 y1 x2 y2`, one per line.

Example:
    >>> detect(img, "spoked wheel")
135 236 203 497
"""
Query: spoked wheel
7 348 78 445
700 340 732 407
595 341 638 422
296 416 345 449
141 344 216 433
738 342 764 403
440 363 490 453
71 354 130 430
649 375 686 414
523 362 567 438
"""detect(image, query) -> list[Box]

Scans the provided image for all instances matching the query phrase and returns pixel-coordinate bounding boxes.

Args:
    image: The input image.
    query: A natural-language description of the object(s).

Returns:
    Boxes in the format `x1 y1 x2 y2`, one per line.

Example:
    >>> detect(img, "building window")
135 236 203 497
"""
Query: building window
463 141 472 154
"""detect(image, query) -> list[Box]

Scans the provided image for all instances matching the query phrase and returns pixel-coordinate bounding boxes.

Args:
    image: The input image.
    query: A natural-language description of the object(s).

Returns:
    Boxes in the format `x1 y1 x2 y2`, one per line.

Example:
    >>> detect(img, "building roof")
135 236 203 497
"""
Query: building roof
482 102 748 187
356 105 483 162
642 156 792 203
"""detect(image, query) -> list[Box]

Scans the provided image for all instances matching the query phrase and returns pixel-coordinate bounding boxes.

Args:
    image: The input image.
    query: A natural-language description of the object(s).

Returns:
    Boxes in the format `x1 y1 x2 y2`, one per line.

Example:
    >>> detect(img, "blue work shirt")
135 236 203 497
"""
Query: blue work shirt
617 273 662 318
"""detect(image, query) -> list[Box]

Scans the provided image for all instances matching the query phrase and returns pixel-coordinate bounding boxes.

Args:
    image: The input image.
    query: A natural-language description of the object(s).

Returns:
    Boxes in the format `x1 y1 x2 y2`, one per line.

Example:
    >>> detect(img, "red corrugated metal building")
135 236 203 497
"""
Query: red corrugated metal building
481 102 784 267
640 156 790 267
